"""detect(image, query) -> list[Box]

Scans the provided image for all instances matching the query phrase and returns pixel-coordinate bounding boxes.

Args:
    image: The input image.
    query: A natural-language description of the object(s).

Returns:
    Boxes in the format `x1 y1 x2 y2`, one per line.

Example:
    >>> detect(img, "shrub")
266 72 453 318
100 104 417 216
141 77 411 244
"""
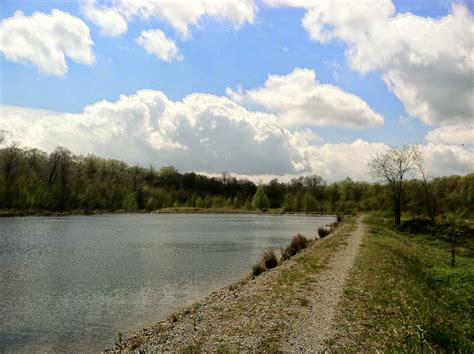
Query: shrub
397 218 433 234
281 234 309 261
318 227 330 238
262 249 278 269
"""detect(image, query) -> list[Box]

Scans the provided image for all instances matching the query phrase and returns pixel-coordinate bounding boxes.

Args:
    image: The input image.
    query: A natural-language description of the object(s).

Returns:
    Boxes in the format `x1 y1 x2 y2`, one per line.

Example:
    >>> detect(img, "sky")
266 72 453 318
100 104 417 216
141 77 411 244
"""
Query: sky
0 0 473 181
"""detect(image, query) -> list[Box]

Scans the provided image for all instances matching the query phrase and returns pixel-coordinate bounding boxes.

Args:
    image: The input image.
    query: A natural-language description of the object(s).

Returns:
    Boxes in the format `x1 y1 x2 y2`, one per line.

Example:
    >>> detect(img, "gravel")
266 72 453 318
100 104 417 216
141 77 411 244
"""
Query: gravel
281 216 365 351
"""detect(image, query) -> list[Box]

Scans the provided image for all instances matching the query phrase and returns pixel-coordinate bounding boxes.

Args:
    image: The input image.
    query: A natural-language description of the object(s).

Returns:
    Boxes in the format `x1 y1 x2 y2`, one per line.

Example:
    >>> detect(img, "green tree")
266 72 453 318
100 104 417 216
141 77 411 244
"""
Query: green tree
252 186 270 210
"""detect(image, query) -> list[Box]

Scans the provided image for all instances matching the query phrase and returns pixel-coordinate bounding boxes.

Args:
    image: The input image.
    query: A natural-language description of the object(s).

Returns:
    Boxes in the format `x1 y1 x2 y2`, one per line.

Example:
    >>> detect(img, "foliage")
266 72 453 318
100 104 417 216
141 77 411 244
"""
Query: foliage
252 186 270 210
114 331 124 351
0 143 472 218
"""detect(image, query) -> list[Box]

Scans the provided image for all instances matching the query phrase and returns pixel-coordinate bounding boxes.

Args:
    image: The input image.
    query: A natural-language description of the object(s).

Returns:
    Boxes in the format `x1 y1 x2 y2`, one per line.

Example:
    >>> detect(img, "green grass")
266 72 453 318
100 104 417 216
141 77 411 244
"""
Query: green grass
333 215 474 352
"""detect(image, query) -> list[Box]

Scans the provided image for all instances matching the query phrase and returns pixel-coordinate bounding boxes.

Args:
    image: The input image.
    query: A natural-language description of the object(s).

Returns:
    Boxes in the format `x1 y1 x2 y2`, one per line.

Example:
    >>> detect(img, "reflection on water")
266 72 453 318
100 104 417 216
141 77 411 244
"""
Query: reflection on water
0 213 334 352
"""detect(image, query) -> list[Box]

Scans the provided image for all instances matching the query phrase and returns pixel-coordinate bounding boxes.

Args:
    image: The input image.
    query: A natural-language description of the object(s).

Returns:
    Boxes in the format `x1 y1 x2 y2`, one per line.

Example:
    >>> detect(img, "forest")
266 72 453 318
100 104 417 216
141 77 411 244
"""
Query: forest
0 144 472 217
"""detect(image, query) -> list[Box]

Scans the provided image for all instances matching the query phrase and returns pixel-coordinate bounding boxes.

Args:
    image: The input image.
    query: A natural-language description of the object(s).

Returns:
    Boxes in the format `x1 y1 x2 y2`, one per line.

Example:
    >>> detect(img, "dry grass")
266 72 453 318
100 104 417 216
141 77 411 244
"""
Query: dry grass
318 227 330 238
281 234 309 261
251 262 266 277
252 249 278 277
262 249 278 269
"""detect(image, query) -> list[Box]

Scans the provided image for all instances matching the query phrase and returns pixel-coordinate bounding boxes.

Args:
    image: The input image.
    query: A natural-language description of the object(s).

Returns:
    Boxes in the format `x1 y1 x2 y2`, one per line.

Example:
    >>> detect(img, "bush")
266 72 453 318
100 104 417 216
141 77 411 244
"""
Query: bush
318 227 330 238
397 218 433 234
262 249 278 269
281 234 309 261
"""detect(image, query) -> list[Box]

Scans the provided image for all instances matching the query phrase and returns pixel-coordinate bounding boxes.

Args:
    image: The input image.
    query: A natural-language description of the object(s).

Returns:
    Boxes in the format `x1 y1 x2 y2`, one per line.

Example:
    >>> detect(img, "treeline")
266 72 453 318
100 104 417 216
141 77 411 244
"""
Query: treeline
0 144 472 216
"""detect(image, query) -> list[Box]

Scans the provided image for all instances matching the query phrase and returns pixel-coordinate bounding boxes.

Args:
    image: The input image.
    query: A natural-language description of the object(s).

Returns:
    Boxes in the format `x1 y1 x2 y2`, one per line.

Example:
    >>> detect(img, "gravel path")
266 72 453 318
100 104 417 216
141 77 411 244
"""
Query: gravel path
282 215 365 352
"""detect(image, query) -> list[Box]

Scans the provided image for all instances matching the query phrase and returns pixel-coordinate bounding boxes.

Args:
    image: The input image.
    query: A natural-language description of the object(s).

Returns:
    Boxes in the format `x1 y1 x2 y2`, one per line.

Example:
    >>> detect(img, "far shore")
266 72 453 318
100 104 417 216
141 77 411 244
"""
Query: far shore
0 208 336 218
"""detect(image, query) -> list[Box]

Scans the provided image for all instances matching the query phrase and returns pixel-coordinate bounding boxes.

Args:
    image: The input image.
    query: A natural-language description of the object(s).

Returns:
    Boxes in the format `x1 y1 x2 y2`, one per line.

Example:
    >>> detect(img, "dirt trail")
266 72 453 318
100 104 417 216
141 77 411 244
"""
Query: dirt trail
282 216 365 352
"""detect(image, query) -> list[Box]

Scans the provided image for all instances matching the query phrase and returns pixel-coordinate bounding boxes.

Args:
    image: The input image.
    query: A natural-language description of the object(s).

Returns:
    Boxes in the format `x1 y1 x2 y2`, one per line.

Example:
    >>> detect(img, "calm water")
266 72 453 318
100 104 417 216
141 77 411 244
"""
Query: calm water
0 213 334 352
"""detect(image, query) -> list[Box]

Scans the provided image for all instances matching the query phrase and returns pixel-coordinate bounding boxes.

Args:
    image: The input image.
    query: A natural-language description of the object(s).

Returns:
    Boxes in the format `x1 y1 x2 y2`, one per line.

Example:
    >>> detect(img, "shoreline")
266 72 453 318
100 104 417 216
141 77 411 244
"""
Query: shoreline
105 216 354 352
0 208 336 217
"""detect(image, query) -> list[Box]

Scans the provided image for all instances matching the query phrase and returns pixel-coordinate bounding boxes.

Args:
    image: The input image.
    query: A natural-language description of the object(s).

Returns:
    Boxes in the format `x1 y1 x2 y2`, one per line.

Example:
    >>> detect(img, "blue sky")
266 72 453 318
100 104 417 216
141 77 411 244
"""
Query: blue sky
0 0 472 180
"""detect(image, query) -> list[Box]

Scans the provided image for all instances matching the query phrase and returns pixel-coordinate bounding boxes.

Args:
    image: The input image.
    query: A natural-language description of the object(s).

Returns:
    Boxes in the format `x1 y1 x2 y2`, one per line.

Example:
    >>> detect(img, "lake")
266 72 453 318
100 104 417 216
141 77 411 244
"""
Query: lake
0 213 334 352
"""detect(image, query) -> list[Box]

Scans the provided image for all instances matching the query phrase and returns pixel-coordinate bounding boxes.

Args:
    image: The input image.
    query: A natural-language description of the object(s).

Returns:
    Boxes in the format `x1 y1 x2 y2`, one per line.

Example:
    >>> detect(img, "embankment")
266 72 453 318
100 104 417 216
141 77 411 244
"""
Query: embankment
106 216 361 352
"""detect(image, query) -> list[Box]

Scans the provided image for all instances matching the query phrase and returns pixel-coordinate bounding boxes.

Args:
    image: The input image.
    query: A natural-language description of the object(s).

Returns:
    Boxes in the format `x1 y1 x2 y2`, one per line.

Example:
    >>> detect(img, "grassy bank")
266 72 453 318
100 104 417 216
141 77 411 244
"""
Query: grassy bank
332 215 474 352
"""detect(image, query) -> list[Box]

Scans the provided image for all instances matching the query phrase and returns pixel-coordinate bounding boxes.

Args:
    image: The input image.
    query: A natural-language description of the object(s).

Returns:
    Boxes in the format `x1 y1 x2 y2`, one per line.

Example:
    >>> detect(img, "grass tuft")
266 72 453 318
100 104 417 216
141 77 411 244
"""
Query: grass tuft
262 249 278 269
252 262 266 277
318 227 330 238
280 234 309 261
252 249 279 277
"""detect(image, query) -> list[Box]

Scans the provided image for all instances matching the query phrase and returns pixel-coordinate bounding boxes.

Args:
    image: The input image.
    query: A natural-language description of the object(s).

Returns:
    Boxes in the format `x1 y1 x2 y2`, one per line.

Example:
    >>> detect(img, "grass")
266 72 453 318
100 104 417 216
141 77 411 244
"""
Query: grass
262 249 279 269
277 218 355 287
252 249 279 277
333 215 474 352
252 262 266 277
280 234 310 261
252 233 313 278
318 227 330 238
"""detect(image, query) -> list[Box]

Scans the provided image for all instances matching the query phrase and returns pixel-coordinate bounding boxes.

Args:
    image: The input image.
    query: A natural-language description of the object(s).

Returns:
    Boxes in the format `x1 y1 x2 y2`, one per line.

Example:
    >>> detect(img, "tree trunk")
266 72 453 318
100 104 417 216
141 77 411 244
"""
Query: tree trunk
393 193 401 225
394 205 401 225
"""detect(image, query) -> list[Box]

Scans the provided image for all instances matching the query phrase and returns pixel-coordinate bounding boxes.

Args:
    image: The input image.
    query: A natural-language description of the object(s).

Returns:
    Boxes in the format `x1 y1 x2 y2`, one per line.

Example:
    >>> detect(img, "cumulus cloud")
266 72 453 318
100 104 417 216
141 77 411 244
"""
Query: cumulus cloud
0 10 95 76
421 143 474 177
0 91 318 175
1 91 472 181
298 140 472 181
81 0 127 37
425 124 474 146
137 29 182 62
266 0 474 126
82 0 257 38
227 68 384 128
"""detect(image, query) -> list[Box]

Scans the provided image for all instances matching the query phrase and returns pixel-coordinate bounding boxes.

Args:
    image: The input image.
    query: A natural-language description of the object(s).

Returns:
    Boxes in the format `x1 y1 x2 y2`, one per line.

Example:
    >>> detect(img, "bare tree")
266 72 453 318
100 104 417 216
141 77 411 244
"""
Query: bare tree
369 144 421 225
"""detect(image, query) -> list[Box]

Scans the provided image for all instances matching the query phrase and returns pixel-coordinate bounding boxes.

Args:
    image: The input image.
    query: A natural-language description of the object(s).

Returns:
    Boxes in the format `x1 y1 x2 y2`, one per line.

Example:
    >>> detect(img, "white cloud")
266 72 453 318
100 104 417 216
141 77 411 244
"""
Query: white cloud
0 91 318 175
1 91 472 181
266 0 474 126
421 143 474 177
425 124 474 145
137 29 182 62
81 0 127 37
82 0 257 38
0 10 94 76
227 68 384 128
